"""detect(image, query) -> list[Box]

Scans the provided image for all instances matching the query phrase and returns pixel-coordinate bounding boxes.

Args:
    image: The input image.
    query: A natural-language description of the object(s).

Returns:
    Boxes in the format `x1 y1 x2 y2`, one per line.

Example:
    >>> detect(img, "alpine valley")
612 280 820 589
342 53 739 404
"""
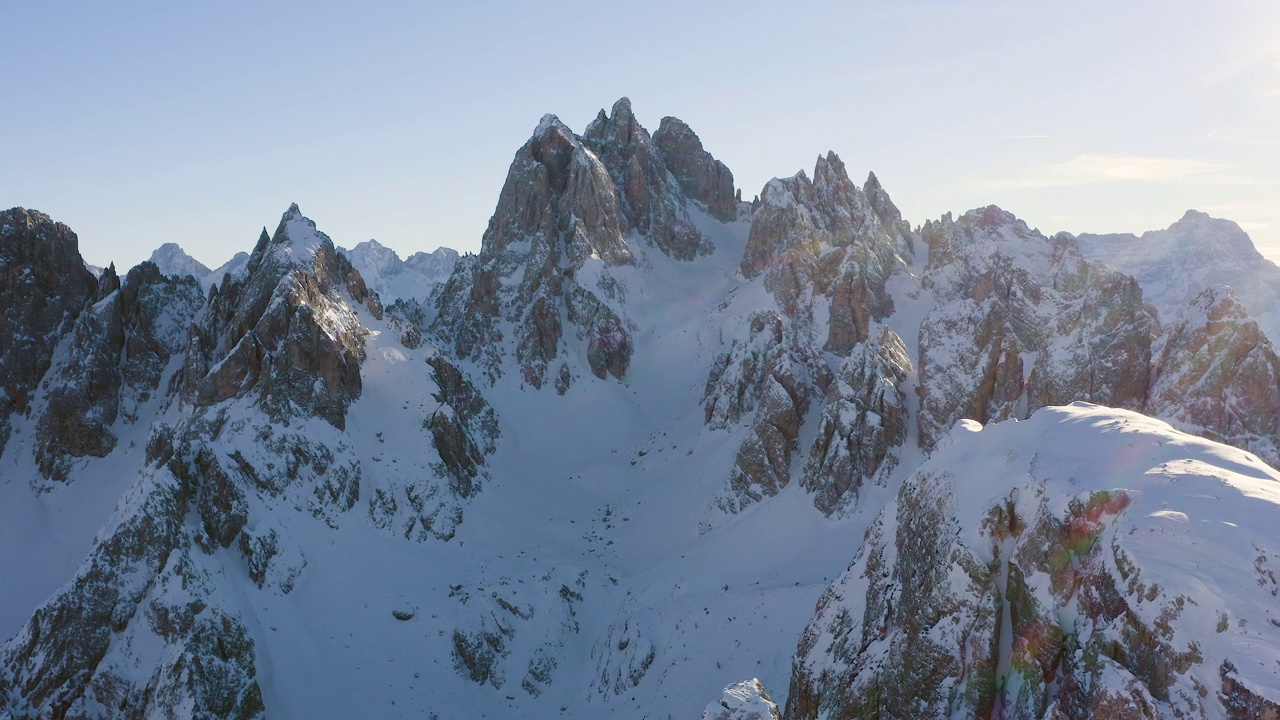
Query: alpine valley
3 99 1280 720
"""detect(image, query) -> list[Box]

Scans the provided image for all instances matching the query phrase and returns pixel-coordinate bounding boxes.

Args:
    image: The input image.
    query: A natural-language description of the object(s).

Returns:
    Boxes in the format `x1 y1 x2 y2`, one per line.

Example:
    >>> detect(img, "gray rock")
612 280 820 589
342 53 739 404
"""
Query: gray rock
178 205 380 429
432 113 635 389
583 97 713 261
742 153 909 356
1145 287 1280 465
35 261 204 482
653 115 737 223
0 207 97 456
801 328 913 514
916 206 1155 448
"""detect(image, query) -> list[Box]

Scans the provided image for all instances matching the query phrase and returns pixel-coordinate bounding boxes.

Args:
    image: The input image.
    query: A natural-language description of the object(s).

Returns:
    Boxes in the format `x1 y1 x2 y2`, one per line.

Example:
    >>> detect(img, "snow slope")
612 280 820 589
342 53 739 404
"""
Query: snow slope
1077 210 1280 345
6 102 1280 720
790 402 1280 719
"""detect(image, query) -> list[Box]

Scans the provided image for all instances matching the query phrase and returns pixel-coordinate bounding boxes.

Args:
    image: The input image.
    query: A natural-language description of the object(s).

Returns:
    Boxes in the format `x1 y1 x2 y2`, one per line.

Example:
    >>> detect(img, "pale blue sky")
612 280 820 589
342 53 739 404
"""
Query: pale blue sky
4 1 1279 268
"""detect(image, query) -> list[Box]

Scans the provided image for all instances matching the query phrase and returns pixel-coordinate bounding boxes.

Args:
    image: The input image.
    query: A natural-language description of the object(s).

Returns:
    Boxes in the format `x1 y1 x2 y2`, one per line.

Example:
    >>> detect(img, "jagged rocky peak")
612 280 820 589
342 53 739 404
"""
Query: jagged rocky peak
1076 208 1280 348
702 678 782 720
917 205 1155 449
862 170 911 246
800 328 913 515
432 104 675 390
652 115 737 223
582 96 717 260
148 242 212 281
743 153 912 357
1146 285 1280 465
1161 209 1263 265
178 204 381 429
480 112 631 267
743 152 911 284
35 260 204 481
0 207 98 455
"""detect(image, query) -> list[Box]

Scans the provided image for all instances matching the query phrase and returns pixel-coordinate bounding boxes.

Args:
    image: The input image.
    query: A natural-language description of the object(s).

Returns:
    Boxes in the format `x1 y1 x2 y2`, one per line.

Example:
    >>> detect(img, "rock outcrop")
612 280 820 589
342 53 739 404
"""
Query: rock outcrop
148 242 212 283
1145 286 1280 465
0 207 98 455
178 204 380 429
34 262 204 481
702 678 782 720
705 155 915 518
0 461 265 719
742 154 911 344
917 206 1156 448
704 310 829 514
340 239 458 304
433 100 736 390
787 405 1280 720
652 115 737 223
424 354 499 499
801 328 912 515
583 97 715 261
1077 210 1280 346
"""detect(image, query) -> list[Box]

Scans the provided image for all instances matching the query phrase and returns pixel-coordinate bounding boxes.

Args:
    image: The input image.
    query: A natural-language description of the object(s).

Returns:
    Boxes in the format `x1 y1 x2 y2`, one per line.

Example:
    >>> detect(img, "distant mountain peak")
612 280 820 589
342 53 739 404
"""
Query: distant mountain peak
147 242 211 280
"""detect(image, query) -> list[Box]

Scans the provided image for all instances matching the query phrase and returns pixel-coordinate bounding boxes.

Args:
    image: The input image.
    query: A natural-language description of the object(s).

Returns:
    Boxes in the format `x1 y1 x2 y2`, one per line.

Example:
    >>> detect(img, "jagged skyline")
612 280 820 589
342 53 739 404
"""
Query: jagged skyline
5 1 1280 270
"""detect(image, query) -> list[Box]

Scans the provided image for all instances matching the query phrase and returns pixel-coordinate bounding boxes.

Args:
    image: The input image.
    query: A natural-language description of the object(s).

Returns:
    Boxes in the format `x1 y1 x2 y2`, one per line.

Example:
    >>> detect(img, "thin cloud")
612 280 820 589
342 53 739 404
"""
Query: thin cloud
985 155 1241 188
977 134 1056 141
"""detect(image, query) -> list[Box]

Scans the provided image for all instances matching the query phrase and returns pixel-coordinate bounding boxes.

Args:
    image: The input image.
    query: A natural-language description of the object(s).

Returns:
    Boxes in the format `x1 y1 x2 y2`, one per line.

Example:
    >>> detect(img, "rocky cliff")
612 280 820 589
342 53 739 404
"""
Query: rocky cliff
4 99 1280 720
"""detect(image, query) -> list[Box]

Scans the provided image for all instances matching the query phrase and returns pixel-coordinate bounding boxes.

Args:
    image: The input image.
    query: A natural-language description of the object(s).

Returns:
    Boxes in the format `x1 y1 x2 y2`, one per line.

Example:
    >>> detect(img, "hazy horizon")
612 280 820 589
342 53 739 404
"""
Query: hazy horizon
5 1 1278 269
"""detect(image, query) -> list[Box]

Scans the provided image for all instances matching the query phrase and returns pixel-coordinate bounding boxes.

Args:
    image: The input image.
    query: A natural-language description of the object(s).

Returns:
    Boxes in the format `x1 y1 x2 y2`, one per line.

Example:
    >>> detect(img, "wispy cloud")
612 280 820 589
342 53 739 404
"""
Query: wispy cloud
984 155 1248 188
977 135 1056 141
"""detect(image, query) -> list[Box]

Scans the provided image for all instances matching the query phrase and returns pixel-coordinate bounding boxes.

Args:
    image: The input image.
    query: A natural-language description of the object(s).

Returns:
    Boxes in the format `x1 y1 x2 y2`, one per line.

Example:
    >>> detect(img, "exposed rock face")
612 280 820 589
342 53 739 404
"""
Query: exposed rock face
652 115 737 223
1146 287 1280 465
433 99 740 390
917 206 1156 448
431 113 630 389
179 204 381 429
743 153 910 351
0 207 98 455
425 355 499 499
1077 210 1280 346
786 406 1280 720
0 461 265 720
35 262 204 481
449 567 587 697
801 328 912 515
583 97 715 261
704 310 829 514
704 156 916 519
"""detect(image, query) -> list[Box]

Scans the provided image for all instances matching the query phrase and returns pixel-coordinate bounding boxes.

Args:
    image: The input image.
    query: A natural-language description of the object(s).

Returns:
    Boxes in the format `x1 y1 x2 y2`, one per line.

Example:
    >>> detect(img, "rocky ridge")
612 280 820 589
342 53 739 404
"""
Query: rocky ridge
339 239 458 305
785 404 1280 720
432 98 742 391
3 98 1280 719
1077 210 1280 346
0 203 499 718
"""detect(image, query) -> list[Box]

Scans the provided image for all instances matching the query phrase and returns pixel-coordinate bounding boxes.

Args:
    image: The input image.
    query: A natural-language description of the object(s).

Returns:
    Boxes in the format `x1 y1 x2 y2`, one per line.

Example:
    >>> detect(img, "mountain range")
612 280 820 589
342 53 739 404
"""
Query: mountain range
2 98 1279 719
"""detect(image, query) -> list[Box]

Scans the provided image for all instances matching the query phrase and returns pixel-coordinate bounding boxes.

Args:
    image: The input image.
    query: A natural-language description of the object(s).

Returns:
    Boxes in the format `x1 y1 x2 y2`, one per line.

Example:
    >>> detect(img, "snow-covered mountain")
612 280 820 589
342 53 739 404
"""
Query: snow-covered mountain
338 239 458 304
2 99 1280 719
1077 210 1280 347
148 242 213 283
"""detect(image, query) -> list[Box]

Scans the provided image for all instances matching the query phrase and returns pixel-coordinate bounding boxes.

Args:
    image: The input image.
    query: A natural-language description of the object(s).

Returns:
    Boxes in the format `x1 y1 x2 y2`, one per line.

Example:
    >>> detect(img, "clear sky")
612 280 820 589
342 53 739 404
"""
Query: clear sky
4 1 1279 269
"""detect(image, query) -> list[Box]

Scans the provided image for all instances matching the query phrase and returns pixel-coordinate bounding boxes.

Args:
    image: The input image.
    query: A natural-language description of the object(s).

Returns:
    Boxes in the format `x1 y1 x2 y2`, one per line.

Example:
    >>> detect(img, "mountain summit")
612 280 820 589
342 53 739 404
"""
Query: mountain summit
2 100 1279 719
